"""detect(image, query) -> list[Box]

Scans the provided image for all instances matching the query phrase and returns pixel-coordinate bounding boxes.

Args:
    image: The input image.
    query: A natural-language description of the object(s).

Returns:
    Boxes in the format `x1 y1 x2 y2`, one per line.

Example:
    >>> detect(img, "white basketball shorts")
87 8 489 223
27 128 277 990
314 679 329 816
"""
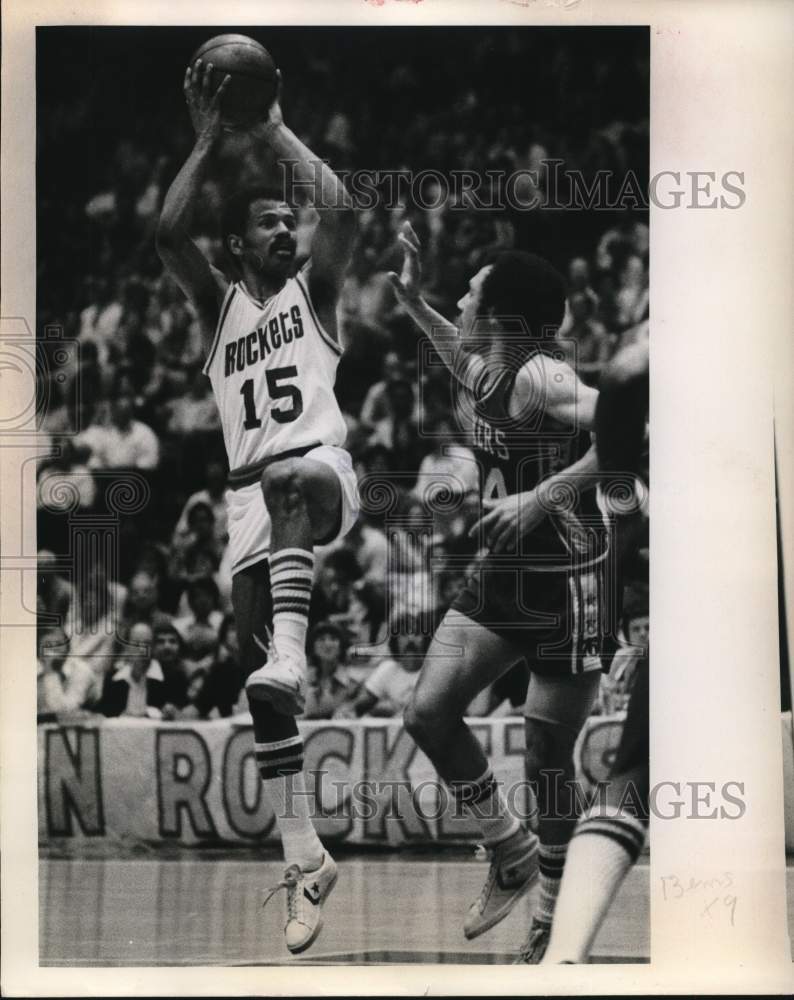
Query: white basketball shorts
226 445 359 575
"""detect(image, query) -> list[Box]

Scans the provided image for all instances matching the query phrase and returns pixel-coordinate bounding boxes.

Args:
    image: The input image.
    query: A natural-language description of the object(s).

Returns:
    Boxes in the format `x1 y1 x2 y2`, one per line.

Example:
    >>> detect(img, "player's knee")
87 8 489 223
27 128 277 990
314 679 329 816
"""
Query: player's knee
260 458 309 510
404 693 453 749
524 717 577 778
403 697 434 748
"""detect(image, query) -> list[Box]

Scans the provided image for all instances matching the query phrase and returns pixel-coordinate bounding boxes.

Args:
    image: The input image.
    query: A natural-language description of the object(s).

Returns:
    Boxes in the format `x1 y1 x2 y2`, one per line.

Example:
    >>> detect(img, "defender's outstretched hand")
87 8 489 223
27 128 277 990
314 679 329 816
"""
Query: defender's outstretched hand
184 60 230 141
387 222 423 304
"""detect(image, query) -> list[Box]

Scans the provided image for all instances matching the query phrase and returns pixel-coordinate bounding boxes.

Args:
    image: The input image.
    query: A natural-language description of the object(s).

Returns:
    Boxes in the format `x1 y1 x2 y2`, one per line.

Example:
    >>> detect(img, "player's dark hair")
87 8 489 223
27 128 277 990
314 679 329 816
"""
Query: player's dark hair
480 250 566 343
221 185 291 244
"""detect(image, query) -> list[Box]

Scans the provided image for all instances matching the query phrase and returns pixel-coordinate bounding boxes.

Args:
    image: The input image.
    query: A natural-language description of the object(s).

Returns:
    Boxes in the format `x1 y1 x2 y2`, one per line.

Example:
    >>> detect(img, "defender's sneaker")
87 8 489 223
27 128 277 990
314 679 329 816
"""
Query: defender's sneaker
245 652 306 716
514 916 552 964
463 829 539 939
263 852 338 955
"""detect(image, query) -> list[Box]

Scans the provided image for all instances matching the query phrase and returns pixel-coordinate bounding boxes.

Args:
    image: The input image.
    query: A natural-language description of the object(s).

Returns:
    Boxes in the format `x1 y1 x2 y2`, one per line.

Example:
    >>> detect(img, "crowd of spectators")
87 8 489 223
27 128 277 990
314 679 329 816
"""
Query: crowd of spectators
36 28 649 725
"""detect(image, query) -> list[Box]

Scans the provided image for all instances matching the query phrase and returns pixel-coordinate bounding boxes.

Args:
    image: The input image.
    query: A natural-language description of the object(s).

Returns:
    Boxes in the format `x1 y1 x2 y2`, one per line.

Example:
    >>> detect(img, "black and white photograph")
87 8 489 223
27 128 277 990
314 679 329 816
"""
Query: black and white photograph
1 0 793 994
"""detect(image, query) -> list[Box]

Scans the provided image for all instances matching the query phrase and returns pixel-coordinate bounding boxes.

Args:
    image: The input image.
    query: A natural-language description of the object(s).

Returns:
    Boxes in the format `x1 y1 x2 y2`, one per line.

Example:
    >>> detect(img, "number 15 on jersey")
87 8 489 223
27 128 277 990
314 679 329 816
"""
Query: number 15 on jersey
240 365 304 430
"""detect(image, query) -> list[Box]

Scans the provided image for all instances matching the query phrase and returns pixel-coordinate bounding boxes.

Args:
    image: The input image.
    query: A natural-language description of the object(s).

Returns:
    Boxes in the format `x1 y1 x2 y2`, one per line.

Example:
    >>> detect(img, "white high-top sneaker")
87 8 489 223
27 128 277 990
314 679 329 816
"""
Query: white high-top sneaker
263 853 339 954
463 828 539 939
245 650 306 716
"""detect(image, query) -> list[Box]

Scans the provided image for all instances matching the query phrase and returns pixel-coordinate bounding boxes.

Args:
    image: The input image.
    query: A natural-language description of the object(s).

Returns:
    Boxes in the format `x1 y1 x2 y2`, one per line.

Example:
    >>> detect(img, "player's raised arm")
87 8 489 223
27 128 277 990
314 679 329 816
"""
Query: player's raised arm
156 61 230 347
254 75 356 343
387 222 484 392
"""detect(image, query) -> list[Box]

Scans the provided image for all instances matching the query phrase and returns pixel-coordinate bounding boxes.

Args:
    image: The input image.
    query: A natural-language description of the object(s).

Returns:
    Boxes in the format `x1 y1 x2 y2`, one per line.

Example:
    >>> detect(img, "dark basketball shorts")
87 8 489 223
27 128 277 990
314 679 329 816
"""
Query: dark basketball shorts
450 556 620 677
611 655 649 778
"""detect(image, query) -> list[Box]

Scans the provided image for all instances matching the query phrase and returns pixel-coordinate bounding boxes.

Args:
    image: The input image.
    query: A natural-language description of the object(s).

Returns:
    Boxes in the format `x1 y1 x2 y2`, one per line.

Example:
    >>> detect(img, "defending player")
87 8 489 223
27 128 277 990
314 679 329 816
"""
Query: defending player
156 62 357 953
541 326 649 964
390 223 612 959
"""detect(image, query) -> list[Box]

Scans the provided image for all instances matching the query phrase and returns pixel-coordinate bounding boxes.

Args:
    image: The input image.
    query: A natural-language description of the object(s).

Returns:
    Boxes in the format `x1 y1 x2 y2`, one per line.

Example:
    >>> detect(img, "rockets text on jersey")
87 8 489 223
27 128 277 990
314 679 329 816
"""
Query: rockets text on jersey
203 262 348 473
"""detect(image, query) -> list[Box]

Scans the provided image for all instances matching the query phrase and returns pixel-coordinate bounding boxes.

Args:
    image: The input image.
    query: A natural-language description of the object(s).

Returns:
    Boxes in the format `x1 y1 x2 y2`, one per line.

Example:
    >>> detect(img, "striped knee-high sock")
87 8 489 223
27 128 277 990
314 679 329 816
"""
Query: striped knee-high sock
449 766 522 847
255 732 324 870
543 804 647 963
535 842 569 926
269 548 315 662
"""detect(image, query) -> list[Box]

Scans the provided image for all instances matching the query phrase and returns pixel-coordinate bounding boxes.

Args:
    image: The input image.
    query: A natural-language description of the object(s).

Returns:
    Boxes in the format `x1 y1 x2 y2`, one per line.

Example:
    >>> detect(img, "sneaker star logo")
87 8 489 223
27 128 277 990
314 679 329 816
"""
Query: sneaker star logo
304 882 322 905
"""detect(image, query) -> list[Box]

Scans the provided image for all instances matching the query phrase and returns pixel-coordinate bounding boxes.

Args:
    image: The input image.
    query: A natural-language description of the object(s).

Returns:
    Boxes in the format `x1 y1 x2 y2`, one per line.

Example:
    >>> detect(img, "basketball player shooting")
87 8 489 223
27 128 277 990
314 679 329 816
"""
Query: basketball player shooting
156 57 357 953
389 223 612 962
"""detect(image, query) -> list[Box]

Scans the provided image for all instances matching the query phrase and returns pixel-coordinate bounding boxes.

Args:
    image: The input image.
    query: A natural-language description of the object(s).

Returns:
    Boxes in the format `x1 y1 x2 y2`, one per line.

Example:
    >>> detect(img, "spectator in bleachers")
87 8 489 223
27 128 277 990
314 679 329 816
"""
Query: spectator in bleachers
339 244 394 331
151 623 190 719
596 209 649 273
412 417 479 520
336 579 389 683
184 613 245 719
37 436 97 516
171 455 229 548
302 622 358 720
169 501 224 592
359 350 407 429
567 257 600 315
310 549 360 628
386 493 439 626
350 621 424 718
120 570 172 634
79 275 123 363
368 380 424 483
165 367 221 436
37 550 74 625
37 624 102 720
156 299 204 372
318 515 388 596
613 253 648 331
79 392 160 470
100 621 166 719
559 292 615 386
113 307 157 396
173 576 223 672
65 562 126 677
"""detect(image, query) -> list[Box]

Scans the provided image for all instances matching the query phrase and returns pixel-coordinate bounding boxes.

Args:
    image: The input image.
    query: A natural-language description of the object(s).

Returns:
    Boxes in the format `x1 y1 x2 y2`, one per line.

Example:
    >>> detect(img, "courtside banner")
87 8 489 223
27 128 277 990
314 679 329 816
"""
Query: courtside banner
38 716 624 847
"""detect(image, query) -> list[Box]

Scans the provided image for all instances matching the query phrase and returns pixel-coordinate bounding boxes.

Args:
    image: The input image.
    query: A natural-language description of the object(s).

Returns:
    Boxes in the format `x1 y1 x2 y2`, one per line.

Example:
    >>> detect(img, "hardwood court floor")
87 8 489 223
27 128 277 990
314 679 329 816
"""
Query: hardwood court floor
40 852 650 966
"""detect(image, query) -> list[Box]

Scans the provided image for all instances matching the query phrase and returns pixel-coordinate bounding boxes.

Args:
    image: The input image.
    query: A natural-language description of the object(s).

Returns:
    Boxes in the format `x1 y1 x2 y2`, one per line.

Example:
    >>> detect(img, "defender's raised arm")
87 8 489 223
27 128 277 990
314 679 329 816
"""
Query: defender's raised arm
387 221 482 392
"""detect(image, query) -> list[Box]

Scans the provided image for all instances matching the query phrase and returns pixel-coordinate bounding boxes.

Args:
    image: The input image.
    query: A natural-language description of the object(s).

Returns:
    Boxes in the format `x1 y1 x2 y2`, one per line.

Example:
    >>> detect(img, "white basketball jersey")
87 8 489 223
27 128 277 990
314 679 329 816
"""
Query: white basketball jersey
203 262 347 471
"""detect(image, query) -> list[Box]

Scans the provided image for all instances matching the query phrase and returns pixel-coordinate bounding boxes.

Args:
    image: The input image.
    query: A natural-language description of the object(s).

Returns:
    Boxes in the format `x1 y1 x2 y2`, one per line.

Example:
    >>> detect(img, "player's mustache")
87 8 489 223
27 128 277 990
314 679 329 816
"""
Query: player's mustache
270 238 296 256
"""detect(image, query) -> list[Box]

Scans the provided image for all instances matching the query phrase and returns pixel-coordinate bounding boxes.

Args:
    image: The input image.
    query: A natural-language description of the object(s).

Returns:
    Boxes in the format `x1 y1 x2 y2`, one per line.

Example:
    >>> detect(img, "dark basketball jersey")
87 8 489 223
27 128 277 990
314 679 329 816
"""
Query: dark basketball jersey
458 363 611 572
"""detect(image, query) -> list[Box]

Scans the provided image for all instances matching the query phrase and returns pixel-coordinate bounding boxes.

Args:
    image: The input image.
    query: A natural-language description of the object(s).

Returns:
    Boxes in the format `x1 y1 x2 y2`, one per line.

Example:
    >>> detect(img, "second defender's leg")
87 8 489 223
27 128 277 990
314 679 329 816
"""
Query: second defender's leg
516 669 601 963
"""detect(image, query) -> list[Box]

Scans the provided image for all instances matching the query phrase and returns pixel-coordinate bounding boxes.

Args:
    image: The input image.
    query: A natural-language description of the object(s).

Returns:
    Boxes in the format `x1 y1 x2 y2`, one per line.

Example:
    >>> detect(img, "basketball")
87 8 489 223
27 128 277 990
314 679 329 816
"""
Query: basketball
189 34 277 128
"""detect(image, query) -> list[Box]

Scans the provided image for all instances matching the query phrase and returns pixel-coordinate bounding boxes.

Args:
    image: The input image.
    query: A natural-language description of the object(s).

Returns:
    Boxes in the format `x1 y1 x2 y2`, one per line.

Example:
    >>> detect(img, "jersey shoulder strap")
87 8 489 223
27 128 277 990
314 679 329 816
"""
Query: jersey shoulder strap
202 282 239 375
293 259 343 357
